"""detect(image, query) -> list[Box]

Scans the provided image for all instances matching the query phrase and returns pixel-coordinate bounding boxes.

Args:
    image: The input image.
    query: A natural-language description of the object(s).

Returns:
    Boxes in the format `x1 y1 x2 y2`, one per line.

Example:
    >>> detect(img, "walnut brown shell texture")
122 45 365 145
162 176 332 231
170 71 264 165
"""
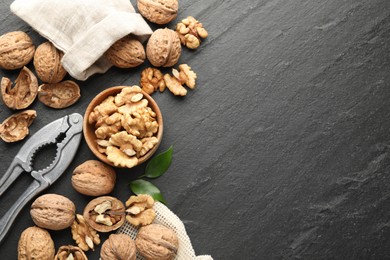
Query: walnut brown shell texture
38 80 80 109
72 160 116 196
136 223 179 260
146 28 181 67
137 0 178 25
18 226 55 260
34 41 67 83
0 31 35 70
105 35 146 69
30 193 76 230
100 234 136 260
0 110 36 143
1 66 38 110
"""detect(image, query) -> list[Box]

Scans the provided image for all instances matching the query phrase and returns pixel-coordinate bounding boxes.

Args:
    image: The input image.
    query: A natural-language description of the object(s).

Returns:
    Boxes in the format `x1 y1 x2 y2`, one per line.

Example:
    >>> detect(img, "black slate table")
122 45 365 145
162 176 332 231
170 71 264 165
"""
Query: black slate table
1 0 390 259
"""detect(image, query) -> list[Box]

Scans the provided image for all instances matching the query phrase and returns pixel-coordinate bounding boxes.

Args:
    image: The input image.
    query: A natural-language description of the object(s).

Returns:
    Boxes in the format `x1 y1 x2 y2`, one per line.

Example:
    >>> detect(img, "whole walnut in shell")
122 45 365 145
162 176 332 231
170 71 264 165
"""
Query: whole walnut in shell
137 0 178 25
105 35 146 68
100 234 136 260
30 193 76 230
136 224 179 260
146 28 181 67
0 31 35 70
18 226 55 260
34 41 67 83
72 160 116 196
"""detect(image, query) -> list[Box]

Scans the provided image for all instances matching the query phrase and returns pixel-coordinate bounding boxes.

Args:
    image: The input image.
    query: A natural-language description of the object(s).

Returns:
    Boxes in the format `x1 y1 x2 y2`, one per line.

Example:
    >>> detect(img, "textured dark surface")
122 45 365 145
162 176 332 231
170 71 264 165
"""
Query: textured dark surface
1 0 390 259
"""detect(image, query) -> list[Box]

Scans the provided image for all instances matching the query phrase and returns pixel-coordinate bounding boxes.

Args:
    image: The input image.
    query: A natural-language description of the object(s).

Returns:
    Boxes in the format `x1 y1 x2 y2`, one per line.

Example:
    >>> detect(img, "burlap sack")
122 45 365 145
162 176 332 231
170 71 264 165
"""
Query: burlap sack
11 0 153 80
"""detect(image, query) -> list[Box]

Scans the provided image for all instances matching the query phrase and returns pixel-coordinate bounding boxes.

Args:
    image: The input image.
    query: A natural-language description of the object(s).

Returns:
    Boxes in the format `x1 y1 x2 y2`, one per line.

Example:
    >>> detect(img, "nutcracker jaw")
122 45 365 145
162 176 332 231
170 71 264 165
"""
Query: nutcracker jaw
0 113 83 244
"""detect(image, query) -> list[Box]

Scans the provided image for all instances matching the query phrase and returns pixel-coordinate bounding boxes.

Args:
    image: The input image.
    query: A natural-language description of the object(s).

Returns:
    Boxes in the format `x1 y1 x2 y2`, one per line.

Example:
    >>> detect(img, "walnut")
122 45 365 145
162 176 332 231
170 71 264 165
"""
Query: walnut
55 245 87 260
114 85 142 106
18 226 55 260
137 0 178 25
33 41 67 83
173 64 197 89
136 224 179 260
140 67 166 94
30 193 76 230
125 194 156 226
38 80 80 109
105 35 145 68
72 160 116 196
146 28 181 67
139 137 159 157
164 73 187 96
88 96 117 124
0 110 36 143
109 131 143 156
100 234 136 260
95 121 122 139
1 66 38 110
71 214 101 251
106 145 138 168
0 31 35 70
176 16 208 49
83 196 126 232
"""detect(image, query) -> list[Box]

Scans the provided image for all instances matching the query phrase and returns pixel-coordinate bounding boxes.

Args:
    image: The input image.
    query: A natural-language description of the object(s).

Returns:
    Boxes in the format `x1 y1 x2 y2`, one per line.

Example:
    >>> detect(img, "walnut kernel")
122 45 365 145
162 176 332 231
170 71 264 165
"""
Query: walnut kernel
176 16 208 49
71 214 101 251
55 245 87 260
140 67 166 94
125 194 156 226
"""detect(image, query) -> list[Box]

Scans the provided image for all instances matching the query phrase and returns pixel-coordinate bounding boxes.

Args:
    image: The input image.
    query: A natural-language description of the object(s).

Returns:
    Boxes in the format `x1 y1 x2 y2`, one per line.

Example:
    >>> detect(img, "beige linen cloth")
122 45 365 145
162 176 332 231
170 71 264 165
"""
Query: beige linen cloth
118 202 213 260
11 0 153 80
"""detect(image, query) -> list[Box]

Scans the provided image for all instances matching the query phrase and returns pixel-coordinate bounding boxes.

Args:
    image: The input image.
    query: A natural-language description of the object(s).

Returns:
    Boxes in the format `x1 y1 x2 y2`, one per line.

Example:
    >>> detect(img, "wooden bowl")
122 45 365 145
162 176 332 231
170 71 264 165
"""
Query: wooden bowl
83 86 163 168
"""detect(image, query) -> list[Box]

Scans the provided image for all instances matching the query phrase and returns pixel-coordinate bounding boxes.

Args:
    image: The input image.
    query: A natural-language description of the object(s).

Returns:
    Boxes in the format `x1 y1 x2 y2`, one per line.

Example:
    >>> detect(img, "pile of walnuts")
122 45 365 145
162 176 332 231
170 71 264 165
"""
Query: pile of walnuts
19 160 179 260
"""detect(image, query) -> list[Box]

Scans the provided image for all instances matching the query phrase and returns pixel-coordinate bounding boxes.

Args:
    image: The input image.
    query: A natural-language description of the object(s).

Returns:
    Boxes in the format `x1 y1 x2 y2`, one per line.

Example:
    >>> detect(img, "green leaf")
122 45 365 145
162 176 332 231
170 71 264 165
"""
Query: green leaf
130 179 167 204
145 145 173 179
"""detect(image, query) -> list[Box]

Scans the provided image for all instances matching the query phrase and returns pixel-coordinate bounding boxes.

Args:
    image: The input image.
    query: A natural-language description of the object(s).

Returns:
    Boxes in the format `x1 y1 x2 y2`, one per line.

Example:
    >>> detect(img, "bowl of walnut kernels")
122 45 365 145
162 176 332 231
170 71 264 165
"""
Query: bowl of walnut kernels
83 85 163 168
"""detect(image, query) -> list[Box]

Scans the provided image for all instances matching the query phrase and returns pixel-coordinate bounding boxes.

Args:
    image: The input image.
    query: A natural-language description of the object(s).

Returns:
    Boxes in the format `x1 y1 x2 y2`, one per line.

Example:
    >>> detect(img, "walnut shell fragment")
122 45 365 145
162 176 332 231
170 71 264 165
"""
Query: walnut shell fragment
100 234 136 260
83 196 126 232
31 193 76 230
137 0 178 25
0 31 35 70
136 224 179 260
105 35 146 68
18 226 55 260
0 110 36 143
38 80 80 109
72 160 116 196
1 66 38 110
146 28 181 67
55 245 87 260
34 41 67 83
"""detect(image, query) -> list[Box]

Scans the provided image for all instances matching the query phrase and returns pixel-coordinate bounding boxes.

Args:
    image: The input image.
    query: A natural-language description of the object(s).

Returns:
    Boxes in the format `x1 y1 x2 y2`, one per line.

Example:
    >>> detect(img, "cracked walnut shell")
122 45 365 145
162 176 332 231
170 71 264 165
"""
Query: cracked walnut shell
18 226 55 260
83 196 126 232
1 66 38 110
72 160 116 196
136 224 179 260
55 245 87 260
146 28 181 67
0 110 36 143
100 234 136 260
30 193 76 230
0 31 35 70
34 41 67 83
137 0 178 25
38 80 80 109
105 35 145 68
